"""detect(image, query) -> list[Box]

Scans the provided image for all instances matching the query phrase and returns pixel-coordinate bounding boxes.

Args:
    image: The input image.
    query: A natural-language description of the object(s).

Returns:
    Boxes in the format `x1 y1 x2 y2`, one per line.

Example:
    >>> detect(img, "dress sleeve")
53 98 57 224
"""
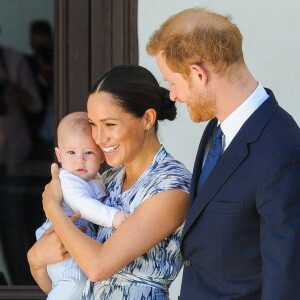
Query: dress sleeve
152 159 191 195
133 159 192 208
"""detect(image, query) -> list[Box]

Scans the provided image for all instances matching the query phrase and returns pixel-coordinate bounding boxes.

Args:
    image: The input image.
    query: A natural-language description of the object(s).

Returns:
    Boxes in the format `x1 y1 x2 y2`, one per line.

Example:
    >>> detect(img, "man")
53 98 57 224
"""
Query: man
147 7 300 299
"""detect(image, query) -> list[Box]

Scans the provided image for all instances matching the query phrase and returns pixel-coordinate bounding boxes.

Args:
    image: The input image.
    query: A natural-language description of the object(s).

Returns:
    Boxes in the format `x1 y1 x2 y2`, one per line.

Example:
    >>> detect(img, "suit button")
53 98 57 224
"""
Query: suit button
183 259 191 267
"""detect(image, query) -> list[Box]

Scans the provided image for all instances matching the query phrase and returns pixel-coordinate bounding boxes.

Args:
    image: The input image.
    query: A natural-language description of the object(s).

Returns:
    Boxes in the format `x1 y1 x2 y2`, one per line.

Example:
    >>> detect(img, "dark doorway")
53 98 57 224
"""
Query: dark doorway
0 0 138 298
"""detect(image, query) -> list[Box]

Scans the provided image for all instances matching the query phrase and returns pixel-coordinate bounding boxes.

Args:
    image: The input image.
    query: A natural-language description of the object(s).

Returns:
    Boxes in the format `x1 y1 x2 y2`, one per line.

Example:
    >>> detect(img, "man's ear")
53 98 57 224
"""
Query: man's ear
190 64 208 85
54 147 61 162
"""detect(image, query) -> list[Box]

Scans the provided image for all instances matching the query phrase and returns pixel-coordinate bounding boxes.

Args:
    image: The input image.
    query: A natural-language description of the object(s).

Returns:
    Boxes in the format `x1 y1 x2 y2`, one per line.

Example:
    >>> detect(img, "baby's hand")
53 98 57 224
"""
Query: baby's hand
112 211 130 228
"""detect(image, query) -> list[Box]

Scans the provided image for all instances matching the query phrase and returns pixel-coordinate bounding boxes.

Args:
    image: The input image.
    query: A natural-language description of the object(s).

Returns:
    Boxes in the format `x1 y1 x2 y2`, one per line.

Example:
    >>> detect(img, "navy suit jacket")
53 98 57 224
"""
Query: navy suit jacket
179 89 300 299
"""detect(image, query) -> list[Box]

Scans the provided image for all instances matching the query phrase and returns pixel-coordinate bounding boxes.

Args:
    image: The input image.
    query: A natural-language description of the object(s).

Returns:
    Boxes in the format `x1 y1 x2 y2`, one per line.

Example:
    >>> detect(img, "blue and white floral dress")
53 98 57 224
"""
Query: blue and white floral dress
81 146 191 300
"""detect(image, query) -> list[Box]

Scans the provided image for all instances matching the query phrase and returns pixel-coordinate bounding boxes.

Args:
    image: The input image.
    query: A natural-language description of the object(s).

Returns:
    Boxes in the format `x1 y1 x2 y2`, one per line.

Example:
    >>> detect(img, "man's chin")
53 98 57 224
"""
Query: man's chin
188 106 216 123
191 112 215 123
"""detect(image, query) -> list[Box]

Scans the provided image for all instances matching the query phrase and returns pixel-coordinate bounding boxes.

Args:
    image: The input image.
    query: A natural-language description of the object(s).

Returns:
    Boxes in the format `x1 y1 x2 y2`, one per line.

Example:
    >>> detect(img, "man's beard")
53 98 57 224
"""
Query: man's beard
187 90 217 123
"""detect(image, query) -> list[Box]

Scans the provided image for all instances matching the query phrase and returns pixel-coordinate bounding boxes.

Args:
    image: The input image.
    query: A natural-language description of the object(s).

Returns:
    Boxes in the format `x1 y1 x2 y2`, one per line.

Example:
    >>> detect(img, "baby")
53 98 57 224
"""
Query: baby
36 111 129 300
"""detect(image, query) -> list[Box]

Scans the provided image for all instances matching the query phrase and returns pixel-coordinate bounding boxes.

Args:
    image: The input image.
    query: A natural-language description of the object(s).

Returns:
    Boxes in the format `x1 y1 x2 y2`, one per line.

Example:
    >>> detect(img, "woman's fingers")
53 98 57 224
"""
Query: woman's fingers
70 211 81 223
44 225 55 235
43 212 82 236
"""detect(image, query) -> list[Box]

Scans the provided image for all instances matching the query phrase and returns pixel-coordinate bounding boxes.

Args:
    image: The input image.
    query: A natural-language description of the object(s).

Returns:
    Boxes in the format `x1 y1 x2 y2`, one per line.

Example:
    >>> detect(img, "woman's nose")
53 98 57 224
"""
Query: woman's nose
94 128 109 145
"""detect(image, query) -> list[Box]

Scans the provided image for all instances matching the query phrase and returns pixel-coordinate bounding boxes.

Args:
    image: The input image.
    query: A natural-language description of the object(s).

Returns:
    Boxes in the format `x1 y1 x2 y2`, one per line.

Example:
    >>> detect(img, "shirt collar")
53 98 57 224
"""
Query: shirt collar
220 82 269 150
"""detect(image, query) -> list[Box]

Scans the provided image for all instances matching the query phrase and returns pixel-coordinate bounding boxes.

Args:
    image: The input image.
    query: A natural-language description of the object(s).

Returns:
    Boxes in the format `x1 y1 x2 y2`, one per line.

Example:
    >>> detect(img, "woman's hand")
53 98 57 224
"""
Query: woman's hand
42 163 63 216
27 212 82 291
28 226 70 268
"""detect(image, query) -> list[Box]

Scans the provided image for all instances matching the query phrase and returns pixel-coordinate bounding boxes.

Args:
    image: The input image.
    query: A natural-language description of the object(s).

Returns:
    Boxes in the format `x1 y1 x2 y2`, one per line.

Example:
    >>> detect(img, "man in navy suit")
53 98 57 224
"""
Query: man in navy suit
147 7 300 299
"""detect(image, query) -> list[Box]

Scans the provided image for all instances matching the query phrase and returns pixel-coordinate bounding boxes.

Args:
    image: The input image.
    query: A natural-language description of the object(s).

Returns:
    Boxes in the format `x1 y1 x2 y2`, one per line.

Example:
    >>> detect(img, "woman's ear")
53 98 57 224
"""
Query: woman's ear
54 147 61 163
144 108 157 131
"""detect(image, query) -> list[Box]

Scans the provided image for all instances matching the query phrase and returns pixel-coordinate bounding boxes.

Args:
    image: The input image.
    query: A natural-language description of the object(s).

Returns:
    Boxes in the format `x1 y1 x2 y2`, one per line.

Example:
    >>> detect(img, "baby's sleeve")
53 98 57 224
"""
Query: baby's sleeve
60 171 118 227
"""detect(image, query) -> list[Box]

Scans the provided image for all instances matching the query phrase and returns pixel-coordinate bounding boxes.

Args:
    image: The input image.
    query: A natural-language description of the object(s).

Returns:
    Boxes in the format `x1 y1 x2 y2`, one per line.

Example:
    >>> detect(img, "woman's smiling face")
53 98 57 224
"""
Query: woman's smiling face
87 91 147 168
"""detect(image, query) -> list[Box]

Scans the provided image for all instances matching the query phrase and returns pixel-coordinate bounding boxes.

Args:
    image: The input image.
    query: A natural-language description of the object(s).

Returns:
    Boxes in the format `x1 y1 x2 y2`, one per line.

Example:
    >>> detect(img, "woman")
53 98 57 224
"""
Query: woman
28 65 192 299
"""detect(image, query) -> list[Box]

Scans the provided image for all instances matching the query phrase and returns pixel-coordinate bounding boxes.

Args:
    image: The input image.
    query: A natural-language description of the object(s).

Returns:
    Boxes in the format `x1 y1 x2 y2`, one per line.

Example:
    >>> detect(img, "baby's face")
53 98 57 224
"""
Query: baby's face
56 130 104 181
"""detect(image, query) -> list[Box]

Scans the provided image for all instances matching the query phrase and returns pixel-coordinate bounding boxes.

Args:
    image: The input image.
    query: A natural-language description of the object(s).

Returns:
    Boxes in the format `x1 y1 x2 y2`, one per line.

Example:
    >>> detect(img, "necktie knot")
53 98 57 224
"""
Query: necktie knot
198 126 223 188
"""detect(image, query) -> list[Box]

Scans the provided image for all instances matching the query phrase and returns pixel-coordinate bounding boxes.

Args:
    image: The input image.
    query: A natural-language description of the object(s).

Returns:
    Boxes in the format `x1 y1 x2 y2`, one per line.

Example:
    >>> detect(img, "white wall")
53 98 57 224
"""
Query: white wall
138 1 300 299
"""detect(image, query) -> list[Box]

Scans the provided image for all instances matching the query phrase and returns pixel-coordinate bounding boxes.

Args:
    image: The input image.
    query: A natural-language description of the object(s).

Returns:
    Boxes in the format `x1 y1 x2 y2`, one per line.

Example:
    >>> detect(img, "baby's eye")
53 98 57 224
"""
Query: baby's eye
67 151 75 154
85 151 93 155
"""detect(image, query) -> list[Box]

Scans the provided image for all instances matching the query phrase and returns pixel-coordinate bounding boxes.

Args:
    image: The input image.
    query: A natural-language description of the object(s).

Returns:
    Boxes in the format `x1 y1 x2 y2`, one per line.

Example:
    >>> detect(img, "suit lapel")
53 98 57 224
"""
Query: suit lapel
189 119 217 203
182 90 279 239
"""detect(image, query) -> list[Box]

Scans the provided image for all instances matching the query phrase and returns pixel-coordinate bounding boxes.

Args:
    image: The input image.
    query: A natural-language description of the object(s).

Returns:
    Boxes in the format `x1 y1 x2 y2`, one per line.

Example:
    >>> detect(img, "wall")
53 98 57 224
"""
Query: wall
138 1 300 299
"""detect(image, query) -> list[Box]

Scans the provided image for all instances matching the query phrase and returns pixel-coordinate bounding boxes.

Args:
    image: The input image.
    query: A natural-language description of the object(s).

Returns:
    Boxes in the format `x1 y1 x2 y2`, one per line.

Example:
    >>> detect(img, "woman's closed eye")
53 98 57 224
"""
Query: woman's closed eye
88 120 116 129
105 122 116 128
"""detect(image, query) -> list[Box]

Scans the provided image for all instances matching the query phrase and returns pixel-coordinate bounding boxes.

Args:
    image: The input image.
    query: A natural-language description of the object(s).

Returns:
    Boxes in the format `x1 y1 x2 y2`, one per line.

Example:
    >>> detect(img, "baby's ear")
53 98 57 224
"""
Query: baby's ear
54 147 61 162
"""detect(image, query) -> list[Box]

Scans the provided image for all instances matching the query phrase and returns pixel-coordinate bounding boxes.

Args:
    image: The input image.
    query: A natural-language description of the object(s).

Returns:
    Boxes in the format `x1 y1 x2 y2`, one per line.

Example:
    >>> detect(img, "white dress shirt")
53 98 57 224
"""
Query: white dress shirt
202 82 269 167
221 82 269 150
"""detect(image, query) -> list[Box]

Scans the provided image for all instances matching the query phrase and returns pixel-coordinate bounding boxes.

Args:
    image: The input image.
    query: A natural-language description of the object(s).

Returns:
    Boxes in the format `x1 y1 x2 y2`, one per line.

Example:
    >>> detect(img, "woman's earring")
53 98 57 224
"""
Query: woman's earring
147 126 150 131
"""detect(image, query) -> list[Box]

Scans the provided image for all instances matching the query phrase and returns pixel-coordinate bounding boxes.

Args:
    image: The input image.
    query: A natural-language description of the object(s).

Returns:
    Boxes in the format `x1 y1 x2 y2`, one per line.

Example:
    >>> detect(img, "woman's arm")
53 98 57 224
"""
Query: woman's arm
43 163 189 282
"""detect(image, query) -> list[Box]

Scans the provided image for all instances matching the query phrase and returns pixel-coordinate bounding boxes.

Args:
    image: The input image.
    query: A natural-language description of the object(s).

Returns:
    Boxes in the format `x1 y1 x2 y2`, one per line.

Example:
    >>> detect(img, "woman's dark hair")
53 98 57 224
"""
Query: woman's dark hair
90 65 177 131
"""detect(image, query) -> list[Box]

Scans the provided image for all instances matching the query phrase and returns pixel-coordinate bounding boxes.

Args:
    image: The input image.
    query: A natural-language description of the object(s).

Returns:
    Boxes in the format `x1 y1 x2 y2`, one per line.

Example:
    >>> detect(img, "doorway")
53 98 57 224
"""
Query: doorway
0 0 137 298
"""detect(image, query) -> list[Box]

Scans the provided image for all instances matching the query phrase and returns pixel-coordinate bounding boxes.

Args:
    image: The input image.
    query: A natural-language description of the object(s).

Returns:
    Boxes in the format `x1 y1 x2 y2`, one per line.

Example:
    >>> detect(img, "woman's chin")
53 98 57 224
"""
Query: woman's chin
104 155 121 168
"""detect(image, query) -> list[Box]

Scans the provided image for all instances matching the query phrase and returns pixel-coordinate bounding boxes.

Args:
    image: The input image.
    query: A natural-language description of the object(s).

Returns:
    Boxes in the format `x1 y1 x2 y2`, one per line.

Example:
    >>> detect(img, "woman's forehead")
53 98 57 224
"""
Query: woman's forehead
87 93 133 121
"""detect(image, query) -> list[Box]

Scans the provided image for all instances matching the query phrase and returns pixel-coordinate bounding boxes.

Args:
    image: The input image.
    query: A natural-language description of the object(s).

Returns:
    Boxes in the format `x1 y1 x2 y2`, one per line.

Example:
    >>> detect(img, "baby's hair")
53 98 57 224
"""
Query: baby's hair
57 111 90 145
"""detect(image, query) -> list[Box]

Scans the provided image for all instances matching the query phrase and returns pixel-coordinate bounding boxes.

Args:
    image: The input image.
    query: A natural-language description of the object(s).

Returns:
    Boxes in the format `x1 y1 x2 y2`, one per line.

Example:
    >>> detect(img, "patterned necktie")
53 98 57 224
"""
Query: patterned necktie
198 126 223 188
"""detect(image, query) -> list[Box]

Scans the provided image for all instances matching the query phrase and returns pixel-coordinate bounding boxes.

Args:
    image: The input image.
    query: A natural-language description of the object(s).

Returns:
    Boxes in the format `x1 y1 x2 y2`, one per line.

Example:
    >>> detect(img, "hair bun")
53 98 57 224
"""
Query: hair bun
157 87 177 121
